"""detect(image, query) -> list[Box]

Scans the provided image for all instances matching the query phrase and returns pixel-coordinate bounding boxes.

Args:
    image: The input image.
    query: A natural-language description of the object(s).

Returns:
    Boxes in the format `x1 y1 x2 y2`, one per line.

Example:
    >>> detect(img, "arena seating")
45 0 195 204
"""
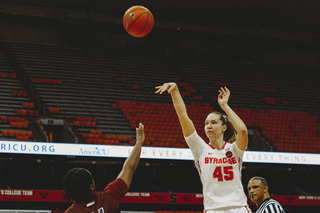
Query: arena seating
176 56 320 153
112 100 213 147
234 108 319 153
112 100 319 152
8 42 183 143
0 47 35 141
3 42 319 153
177 56 320 114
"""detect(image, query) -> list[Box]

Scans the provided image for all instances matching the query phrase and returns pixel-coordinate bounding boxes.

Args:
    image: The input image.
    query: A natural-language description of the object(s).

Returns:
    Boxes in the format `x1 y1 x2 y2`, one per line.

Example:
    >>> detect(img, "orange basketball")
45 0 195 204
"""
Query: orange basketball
123 5 154 38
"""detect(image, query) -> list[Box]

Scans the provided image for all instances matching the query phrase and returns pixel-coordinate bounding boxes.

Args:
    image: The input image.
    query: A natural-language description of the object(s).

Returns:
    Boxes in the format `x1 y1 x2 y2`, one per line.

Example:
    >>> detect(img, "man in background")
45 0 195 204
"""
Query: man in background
247 176 285 213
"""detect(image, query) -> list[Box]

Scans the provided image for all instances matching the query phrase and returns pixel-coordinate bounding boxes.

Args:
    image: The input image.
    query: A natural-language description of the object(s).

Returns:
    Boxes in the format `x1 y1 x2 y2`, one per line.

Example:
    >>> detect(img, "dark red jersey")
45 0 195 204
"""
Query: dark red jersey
64 178 128 213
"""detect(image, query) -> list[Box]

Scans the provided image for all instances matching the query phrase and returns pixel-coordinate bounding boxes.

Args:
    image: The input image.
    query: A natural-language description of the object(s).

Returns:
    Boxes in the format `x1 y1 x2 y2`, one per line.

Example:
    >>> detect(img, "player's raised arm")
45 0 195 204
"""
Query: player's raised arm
218 87 248 151
155 82 195 137
117 123 145 189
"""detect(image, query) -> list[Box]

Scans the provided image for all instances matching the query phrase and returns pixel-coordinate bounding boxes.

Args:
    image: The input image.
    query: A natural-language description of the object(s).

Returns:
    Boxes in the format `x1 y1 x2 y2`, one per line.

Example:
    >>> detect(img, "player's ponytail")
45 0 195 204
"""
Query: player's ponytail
223 114 237 143
211 112 237 143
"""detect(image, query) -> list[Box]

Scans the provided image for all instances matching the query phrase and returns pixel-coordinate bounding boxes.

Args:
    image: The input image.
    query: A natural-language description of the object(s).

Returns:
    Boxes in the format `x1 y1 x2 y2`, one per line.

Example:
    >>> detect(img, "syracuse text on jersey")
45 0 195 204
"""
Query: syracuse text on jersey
204 156 237 165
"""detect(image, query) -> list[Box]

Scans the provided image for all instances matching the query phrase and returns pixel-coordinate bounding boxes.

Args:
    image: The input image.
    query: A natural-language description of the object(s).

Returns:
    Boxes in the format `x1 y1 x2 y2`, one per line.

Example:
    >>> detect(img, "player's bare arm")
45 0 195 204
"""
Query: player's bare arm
155 82 195 137
218 87 248 151
117 123 145 188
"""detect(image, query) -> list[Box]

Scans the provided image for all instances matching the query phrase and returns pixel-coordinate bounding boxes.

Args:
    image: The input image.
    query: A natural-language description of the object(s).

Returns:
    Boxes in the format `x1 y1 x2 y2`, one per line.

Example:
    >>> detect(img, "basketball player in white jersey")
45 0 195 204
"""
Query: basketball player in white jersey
156 83 251 213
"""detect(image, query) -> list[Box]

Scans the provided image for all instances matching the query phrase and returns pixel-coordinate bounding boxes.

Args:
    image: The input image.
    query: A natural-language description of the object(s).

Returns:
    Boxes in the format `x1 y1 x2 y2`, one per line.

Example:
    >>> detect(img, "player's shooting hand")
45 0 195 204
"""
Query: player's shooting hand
218 87 231 108
155 82 177 94
136 123 145 146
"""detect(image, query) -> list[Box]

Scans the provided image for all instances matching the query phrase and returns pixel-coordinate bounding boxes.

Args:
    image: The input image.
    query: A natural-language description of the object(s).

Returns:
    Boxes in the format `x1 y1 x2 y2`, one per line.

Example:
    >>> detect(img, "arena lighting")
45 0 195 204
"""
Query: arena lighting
0 141 320 165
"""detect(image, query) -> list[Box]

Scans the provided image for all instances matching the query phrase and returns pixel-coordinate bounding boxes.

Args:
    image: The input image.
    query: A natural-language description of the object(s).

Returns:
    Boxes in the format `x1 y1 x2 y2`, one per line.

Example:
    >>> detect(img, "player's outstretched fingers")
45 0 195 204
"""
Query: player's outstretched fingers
155 86 162 94
155 83 168 94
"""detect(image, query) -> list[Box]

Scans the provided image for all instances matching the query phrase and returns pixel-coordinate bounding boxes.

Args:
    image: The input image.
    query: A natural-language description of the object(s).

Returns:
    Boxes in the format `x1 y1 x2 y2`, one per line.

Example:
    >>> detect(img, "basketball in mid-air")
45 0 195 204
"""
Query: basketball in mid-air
123 5 154 38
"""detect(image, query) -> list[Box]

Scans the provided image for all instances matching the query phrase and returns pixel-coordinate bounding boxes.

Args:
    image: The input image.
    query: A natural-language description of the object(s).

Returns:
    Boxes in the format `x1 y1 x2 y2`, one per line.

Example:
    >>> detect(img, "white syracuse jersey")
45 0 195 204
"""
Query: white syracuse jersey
185 131 249 211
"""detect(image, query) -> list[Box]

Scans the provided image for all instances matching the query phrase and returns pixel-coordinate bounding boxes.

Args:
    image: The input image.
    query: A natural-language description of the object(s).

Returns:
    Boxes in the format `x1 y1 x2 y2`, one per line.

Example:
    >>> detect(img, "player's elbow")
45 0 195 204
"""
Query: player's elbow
117 168 135 187
239 127 248 136
236 124 248 136
123 163 137 175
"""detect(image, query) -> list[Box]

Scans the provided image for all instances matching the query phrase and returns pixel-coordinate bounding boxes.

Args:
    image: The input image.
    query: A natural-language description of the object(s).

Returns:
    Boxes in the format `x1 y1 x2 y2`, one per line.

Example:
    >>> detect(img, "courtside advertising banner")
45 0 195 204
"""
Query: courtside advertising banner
0 141 319 165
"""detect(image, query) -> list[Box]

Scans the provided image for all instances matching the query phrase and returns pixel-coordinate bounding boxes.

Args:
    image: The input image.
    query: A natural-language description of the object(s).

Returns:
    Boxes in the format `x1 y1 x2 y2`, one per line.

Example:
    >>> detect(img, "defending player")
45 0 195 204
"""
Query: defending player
63 123 145 213
156 83 251 212
247 176 285 213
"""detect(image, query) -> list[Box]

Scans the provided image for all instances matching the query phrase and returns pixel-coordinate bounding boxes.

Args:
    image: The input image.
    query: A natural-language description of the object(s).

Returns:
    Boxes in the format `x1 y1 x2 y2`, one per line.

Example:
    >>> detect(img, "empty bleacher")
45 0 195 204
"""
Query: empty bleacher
0 46 36 141
112 100 214 147
8 42 184 144
176 56 320 153
178 56 320 113
3 42 319 153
